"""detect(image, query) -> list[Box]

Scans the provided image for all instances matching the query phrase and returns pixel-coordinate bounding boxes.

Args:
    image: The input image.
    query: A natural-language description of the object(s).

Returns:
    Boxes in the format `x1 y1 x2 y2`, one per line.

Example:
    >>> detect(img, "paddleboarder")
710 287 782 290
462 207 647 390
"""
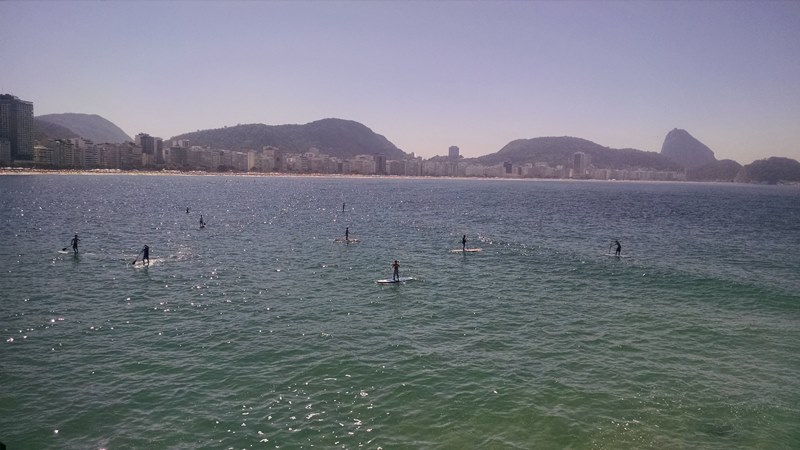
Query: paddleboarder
345 227 350 242
392 260 400 281
70 234 80 255
614 240 622 256
200 215 205 228
462 234 467 251
142 245 150 265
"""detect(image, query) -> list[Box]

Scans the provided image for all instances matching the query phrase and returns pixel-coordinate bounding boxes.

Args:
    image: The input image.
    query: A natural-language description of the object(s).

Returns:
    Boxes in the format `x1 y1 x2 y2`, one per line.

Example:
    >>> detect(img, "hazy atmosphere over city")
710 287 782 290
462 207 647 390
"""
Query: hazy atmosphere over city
2 1 799 162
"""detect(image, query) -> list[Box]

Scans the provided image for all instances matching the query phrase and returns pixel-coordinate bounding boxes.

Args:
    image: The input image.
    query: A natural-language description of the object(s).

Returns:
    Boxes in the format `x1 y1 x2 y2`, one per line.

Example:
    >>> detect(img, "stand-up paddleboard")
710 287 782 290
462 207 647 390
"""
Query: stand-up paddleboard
450 248 482 253
131 257 162 268
334 238 360 243
58 250 69 254
376 276 415 284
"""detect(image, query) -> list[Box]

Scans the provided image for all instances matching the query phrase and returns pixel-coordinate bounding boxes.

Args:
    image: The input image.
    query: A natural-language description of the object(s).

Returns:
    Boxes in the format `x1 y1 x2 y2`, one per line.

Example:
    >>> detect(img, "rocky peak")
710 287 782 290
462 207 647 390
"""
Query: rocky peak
660 128 716 169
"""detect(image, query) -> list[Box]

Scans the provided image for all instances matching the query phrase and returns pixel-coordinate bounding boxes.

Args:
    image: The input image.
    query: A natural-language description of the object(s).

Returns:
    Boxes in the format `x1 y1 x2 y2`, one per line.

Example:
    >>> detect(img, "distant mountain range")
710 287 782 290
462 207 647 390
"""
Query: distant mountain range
31 112 799 184
35 113 132 143
170 119 407 160
686 159 742 182
734 157 800 184
472 136 683 171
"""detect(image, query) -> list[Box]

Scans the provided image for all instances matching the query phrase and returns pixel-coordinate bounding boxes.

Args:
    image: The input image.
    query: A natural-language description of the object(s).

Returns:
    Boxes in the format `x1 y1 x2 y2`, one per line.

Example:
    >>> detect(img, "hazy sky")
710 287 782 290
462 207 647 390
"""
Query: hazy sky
2 1 798 163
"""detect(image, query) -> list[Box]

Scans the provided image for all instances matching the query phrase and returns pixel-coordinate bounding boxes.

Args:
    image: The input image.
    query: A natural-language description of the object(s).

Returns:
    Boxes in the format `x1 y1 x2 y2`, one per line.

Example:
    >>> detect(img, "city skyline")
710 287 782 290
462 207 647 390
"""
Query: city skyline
2 1 798 164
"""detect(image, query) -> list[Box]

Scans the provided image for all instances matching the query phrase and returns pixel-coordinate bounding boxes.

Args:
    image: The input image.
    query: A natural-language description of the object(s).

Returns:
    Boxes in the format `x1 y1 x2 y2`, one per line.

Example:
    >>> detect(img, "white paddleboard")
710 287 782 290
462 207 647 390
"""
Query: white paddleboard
450 248 482 253
334 238 360 243
376 276 415 284
132 257 160 268
58 250 69 254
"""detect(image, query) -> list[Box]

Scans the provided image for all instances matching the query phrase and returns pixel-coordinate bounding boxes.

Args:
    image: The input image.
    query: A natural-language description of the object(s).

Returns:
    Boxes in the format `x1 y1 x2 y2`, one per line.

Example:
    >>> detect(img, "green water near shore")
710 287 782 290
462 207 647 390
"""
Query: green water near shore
1 175 798 449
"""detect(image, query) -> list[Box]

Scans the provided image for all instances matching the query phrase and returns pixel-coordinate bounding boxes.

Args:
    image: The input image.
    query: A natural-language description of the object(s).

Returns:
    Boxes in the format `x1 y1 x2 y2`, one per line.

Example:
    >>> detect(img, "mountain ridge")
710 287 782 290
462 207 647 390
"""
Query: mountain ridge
33 118 79 143
735 157 800 184
687 159 742 182
472 136 683 171
170 118 407 160
36 113 132 143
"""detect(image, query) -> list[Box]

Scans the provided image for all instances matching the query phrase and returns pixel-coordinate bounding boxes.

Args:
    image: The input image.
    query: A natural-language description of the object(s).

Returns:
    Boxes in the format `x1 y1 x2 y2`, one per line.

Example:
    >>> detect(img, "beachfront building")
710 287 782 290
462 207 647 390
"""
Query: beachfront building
386 160 405 176
374 154 387 175
135 133 164 166
572 152 591 178
0 94 34 161
117 142 144 169
345 155 377 175
404 158 423 176
448 146 459 160
464 164 484 177
230 151 248 172
0 138 11 163
32 144 52 165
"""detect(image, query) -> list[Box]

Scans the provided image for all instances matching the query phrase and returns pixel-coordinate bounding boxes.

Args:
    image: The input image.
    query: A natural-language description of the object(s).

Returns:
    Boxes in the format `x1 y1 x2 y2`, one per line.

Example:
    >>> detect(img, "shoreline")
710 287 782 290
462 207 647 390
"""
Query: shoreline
1 167 794 186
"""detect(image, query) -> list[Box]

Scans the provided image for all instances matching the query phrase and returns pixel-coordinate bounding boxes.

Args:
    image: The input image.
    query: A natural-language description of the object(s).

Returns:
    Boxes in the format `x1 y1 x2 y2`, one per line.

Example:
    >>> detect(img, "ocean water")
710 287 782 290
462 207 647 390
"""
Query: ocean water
1 174 798 449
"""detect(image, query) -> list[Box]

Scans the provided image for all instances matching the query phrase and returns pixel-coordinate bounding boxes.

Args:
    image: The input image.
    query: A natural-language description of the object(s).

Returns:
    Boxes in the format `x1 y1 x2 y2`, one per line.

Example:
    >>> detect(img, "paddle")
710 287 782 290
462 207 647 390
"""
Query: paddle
132 249 143 265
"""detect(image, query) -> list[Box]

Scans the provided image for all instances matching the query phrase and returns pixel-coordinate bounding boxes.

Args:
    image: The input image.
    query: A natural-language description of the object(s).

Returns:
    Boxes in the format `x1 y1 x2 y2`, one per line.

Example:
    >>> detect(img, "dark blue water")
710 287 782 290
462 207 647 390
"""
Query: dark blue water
1 175 798 449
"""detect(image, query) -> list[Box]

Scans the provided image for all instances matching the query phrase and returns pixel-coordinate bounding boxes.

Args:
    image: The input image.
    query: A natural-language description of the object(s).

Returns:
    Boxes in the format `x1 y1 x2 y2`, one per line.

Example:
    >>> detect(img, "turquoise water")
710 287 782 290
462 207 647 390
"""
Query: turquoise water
1 175 798 449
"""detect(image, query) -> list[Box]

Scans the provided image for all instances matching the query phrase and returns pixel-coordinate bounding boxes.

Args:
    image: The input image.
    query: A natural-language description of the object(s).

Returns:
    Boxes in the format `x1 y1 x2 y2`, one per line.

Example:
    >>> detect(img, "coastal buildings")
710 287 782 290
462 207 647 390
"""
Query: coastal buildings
7 93 684 181
0 94 34 161
22 135 686 181
135 133 164 166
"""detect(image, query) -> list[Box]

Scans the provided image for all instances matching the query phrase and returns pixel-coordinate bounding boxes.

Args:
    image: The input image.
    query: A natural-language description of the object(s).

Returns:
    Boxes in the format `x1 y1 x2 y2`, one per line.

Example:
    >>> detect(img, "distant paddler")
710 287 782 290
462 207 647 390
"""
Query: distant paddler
200 215 206 228
613 240 622 256
345 226 350 242
70 234 80 255
391 260 400 281
462 234 467 252
132 245 150 265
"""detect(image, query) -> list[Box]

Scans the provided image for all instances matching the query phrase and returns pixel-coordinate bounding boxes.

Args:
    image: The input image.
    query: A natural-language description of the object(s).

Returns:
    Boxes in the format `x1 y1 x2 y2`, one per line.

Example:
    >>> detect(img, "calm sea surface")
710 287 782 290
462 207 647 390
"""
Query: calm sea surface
1 174 798 449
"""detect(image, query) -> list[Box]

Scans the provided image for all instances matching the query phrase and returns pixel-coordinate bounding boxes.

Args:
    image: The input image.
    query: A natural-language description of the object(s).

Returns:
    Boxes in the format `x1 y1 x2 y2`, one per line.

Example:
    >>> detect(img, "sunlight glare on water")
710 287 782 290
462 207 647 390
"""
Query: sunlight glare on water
1 175 798 449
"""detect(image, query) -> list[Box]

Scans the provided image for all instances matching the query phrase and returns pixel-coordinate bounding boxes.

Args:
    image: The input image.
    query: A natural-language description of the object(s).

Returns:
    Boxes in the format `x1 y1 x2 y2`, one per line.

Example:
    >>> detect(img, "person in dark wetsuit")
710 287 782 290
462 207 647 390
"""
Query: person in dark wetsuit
70 234 80 255
200 215 205 228
614 240 622 256
392 260 400 281
345 227 350 242
342 202 346 212
186 207 189 214
142 245 150 265
462 234 467 251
